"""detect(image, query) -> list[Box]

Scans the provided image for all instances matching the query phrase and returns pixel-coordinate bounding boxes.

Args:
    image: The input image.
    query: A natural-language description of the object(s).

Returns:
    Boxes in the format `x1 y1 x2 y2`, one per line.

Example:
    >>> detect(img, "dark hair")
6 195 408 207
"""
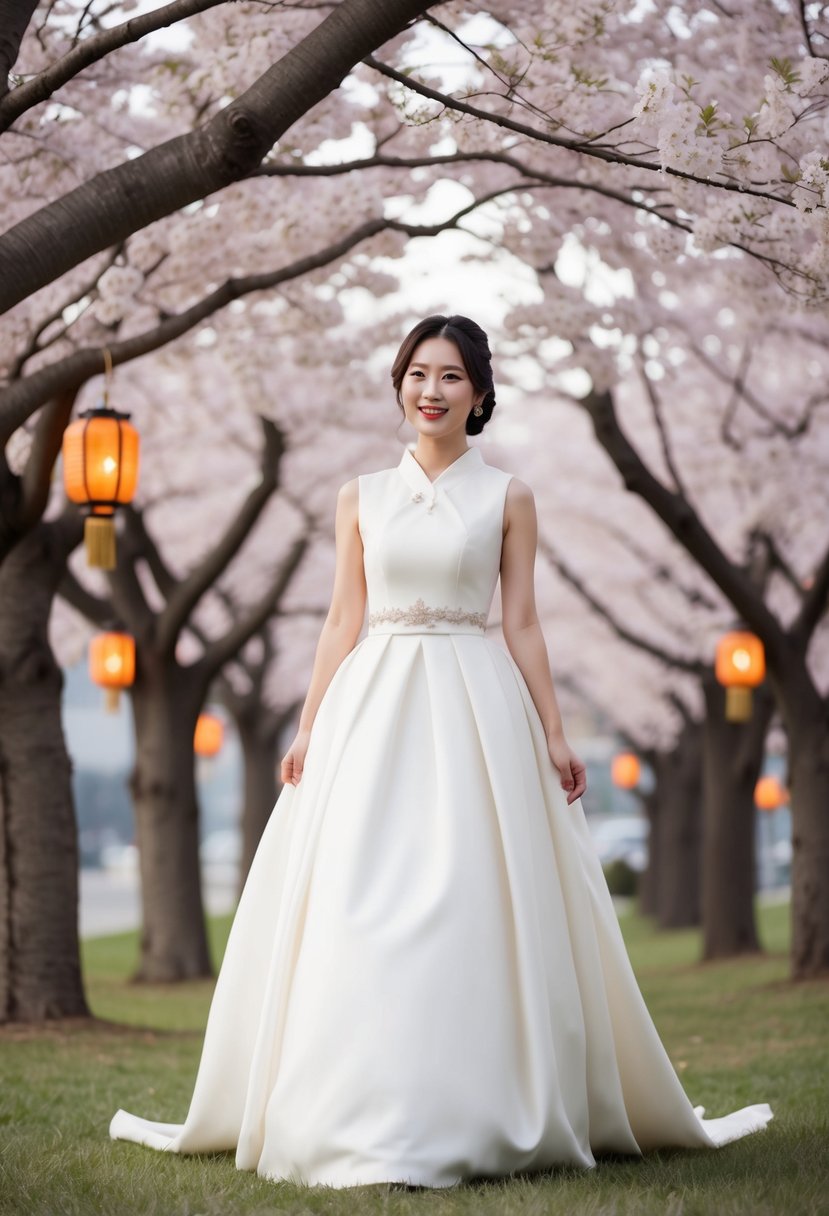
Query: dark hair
390 314 496 436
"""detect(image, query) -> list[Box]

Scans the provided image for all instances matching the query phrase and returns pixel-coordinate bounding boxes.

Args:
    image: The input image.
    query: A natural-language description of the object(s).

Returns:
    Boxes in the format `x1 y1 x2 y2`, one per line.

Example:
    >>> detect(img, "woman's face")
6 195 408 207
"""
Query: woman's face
400 336 482 441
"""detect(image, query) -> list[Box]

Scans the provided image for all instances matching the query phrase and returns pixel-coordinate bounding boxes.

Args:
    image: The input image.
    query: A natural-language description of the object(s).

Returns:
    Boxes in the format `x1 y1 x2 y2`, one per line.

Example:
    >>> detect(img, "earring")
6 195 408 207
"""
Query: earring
473 404 483 416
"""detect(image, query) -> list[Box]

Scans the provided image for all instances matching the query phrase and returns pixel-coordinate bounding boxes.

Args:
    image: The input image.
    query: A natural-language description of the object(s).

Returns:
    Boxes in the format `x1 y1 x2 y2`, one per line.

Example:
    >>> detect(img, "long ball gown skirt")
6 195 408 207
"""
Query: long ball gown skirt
110 446 772 1187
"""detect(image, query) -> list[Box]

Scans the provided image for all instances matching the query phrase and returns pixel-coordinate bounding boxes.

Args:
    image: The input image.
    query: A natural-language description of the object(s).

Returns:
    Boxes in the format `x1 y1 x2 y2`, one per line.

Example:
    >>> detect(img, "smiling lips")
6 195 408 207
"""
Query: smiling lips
419 406 448 419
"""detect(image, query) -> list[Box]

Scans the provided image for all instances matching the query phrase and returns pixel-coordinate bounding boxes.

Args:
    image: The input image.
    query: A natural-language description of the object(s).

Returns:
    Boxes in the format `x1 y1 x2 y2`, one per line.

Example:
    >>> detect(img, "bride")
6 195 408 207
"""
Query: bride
110 314 772 1187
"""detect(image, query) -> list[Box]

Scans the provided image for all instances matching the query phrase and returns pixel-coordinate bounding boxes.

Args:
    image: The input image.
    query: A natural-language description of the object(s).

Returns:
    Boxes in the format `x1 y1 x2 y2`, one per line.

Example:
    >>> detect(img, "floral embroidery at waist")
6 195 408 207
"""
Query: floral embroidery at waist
368 597 487 631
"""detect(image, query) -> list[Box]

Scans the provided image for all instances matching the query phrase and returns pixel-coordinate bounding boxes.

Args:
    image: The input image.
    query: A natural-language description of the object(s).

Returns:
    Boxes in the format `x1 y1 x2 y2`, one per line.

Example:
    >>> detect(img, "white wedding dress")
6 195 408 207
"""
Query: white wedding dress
110 445 772 1187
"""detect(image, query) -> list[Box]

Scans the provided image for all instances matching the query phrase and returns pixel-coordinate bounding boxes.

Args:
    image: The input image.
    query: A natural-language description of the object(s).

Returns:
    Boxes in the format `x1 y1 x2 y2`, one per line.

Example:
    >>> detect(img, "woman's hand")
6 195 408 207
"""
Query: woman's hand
280 730 311 787
547 736 587 805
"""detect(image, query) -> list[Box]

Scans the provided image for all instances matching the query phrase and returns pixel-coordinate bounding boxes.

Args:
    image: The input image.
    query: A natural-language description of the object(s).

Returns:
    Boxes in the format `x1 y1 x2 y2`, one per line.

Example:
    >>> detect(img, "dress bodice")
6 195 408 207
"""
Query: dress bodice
358 446 513 636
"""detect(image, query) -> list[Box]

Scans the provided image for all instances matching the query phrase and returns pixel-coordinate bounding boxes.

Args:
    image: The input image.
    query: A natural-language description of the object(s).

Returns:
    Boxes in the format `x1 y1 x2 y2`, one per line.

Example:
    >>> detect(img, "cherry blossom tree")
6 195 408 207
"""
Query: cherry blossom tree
60 420 312 982
514 403 772 952
1 0 828 1017
503 249 829 975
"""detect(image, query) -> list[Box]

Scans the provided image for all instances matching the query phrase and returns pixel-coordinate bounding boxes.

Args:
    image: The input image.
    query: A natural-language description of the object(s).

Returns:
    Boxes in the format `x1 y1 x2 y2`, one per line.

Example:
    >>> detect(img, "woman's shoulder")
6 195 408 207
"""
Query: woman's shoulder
337 464 395 506
503 474 534 500
479 456 533 498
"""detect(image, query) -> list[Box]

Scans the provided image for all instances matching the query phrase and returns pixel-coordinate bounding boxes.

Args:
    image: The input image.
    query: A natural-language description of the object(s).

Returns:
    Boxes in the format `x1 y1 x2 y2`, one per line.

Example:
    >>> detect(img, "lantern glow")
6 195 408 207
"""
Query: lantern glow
715 630 765 722
611 752 641 790
89 632 135 712
755 775 788 811
194 713 224 758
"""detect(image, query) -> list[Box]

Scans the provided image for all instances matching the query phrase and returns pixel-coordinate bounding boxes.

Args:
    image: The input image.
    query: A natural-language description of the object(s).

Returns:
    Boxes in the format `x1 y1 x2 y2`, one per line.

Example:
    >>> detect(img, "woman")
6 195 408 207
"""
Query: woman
110 314 772 1187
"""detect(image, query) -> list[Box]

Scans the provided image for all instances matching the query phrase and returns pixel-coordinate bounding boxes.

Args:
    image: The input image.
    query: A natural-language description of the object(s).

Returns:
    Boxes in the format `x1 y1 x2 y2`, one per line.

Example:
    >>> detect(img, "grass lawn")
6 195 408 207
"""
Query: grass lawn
1 901 827 1216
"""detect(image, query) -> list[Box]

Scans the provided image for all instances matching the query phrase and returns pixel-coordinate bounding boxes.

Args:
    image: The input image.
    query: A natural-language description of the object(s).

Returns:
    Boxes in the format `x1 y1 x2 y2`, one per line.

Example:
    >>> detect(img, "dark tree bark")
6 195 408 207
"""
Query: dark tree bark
636 722 702 930
777 670 829 978
656 715 702 930
129 656 213 981
124 562 307 980
236 710 280 888
0 514 88 1022
699 674 774 958
638 763 661 919
583 387 829 977
0 0 434 313
0 0 39 102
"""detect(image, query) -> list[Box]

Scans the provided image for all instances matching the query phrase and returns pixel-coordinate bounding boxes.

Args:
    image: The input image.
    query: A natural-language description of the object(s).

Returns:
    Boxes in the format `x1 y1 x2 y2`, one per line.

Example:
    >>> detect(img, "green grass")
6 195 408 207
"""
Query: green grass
1 902 827 1216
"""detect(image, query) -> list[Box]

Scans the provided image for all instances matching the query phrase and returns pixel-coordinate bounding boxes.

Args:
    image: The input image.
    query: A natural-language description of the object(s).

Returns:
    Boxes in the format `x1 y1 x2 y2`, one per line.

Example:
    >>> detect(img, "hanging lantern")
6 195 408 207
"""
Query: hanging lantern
755 775 788 812
611 752 641 790
89 631 135 712
194 713 224 758
715 630 765 722
62 352 140 569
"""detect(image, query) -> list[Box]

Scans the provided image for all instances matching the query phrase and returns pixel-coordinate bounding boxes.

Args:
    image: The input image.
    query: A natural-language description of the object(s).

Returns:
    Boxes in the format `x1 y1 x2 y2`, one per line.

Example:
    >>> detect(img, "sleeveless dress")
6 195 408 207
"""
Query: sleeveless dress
109 445 772 1187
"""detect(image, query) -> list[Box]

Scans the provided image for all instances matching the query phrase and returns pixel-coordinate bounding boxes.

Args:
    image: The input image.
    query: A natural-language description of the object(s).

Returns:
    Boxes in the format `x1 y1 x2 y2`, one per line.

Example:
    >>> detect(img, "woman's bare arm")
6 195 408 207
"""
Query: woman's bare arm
282 479 366 785
499 477 586 803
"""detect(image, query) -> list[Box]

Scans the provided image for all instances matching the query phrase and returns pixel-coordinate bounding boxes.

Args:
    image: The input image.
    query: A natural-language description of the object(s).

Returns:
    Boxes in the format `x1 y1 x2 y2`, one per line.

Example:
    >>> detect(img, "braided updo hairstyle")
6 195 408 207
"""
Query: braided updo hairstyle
390 314 497 436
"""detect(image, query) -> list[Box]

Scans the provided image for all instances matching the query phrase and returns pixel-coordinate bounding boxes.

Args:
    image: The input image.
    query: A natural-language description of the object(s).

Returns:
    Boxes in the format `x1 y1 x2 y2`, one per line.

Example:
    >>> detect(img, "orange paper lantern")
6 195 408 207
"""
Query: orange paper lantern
754 775 788 812
715 630 765 722
611 752 641 790
89 631 135 712
63 406 140 569
194 713 224 758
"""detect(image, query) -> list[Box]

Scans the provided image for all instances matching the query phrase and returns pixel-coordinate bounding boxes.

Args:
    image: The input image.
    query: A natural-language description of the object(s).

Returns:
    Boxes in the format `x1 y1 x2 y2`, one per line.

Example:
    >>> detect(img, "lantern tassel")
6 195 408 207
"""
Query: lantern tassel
105 688 121 713
725 686 752 722
85 516 116 569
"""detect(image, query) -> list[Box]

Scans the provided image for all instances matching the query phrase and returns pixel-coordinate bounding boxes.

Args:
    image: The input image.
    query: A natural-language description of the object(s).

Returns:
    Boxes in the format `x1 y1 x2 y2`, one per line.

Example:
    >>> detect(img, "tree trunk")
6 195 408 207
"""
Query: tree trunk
236 713 280 893
0 525 88 1021
638 776 660 918
777 679 829 978
129 665 211 982
700 673 773 960
656 721 702 930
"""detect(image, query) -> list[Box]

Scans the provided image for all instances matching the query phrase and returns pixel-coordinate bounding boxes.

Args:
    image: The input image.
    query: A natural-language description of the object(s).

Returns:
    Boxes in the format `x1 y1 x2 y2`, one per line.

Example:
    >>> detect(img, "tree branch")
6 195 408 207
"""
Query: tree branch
635 354 689 498
59 565 113 627
537 535 701 674
797 0 817 58
0 0 434 313
581 388 791 667
364 55 798 212
576 510 721 612
47 501 84 564
0 196 511 438
156 417 286 656
0 0 39 103
120 504 179 599
107 514 158 640
0 0 229 132
256 148 691 234
199 533 309 679
793 536 829 648
691 339 815 443
9 248 121 380
19 387 78 531
758 530 804 599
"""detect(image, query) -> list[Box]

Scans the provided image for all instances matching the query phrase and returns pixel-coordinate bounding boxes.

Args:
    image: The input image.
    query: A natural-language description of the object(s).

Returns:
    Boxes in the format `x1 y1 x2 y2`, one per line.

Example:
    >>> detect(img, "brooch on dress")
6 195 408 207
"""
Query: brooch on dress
411 490 436 512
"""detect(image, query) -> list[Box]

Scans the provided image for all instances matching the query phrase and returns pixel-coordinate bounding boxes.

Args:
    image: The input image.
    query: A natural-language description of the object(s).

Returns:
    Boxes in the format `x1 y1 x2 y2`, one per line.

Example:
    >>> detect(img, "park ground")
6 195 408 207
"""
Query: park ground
0 903 827 1216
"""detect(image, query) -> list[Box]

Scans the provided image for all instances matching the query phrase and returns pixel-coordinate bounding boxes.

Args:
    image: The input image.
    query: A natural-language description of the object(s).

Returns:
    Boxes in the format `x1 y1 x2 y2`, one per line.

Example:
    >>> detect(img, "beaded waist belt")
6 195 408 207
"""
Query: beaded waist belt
367 598 487 635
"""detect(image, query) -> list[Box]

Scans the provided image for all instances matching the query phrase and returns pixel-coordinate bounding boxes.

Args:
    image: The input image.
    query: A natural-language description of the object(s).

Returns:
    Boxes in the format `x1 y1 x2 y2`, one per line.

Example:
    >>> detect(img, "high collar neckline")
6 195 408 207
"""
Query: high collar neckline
398 446 483 500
